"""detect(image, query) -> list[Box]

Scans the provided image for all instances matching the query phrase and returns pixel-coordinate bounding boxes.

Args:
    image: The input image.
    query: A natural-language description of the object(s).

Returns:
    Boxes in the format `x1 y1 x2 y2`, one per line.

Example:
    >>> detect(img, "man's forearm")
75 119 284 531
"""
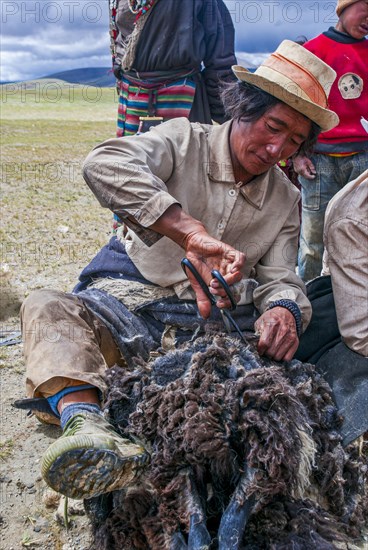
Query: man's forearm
149 204 207 250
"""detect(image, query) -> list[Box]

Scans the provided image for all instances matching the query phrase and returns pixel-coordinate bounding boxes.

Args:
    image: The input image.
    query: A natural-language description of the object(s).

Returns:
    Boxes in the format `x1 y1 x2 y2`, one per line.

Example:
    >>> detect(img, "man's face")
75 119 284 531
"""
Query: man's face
229 103 312 183
336 0 368 39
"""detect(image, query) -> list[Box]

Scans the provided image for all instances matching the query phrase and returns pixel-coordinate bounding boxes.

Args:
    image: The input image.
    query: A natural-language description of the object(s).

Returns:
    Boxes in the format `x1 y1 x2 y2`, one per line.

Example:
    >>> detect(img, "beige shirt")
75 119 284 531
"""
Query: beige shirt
322 170 368 356
83 118 311 330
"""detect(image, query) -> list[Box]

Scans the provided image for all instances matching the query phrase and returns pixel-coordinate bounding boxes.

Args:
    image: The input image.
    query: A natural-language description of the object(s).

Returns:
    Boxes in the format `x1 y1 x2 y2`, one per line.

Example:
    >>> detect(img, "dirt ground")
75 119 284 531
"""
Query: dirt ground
0 81 115 549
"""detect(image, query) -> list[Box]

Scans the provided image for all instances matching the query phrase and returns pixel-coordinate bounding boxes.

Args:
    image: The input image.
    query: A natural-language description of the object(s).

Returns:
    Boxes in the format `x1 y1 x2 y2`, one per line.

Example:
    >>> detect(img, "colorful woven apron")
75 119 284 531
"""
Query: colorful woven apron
117 75 196 137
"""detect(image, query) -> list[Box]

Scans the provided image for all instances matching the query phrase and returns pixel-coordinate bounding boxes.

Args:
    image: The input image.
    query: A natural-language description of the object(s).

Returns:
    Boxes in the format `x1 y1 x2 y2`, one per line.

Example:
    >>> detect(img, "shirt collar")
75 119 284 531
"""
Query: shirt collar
238 170 272 210
324 26 366 44
207 120 273 210
207 121 236 184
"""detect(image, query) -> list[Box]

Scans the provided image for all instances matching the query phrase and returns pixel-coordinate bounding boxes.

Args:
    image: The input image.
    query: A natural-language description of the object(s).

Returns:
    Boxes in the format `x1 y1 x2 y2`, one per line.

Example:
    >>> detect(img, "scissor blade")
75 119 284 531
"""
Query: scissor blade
221 310 249 347
220 310 232 334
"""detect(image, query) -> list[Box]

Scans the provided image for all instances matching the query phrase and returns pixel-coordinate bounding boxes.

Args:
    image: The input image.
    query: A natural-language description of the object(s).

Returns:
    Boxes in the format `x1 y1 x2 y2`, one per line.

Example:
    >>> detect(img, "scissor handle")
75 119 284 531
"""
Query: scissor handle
181 258 248 346
181 259 237 311
210 270 237 311
181 258 216 306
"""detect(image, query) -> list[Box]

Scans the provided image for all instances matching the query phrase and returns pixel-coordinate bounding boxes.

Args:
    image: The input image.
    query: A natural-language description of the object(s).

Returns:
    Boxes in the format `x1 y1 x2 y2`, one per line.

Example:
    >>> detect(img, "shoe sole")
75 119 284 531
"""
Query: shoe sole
43 446 149 499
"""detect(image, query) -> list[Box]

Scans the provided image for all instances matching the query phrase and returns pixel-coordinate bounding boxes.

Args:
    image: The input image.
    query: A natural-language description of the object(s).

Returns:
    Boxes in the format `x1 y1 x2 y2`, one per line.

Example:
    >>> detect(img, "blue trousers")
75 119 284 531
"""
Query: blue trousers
298 151 368 282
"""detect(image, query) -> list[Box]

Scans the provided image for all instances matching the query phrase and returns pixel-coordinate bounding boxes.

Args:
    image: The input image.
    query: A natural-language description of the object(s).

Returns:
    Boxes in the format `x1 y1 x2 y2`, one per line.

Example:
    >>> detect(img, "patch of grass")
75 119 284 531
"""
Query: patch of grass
23 515 37 526
1 80 119 122
1 81 115 301
0 349 10 368
0 341 24 371
0 439 14 460
21 531 42 547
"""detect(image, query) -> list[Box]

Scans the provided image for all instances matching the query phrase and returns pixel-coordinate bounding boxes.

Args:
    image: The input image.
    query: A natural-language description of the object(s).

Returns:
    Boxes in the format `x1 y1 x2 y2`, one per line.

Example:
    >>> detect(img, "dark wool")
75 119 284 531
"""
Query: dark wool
85 333 368 549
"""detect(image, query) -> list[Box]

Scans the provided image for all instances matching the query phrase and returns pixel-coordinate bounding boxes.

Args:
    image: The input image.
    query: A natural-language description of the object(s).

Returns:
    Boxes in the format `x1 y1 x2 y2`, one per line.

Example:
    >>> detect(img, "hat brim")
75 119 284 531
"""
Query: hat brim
232 65 339 132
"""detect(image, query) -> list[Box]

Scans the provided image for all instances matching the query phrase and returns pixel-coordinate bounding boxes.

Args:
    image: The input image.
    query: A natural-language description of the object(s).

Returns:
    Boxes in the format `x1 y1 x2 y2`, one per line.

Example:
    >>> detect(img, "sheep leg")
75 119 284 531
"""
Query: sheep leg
168 515 211 550
83 493 113 526
169 531 188 550
188 512 211 549
186 471 211 550
167 468 210 550
217 466 256 550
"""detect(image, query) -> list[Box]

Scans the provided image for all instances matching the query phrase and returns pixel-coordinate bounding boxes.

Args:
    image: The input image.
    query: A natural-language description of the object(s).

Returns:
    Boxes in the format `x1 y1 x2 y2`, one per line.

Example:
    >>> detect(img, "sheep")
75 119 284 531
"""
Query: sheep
85 333 368 549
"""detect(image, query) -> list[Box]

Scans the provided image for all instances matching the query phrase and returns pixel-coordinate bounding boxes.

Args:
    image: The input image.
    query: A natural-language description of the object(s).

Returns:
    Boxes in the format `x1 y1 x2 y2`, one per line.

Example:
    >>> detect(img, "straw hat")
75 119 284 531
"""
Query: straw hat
232 40 339 132
336 0 361 16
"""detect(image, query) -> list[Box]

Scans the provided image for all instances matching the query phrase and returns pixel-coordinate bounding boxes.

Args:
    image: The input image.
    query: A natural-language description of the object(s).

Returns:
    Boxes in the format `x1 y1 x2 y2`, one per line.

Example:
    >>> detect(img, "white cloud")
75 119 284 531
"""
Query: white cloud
235 52 270 69
1 0 339 82
1 0 110 81
226 0 338 51
2 34 108 59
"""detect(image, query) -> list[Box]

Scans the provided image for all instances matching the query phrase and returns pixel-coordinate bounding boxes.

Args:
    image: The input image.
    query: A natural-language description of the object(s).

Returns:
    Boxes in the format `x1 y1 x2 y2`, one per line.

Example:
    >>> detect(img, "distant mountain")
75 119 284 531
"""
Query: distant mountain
39 67 116 87
42 61 260 86
2 58 266 87
41 59 261 87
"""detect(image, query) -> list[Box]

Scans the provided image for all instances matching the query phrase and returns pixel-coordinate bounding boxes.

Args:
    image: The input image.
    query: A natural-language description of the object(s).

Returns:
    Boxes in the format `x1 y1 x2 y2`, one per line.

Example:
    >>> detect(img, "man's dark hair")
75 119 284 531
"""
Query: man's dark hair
222 80 320 156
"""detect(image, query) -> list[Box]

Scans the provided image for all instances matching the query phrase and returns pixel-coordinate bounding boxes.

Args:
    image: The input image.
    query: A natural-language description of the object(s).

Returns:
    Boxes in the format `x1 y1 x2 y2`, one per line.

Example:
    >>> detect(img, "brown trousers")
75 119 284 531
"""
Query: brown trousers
21 289 125 399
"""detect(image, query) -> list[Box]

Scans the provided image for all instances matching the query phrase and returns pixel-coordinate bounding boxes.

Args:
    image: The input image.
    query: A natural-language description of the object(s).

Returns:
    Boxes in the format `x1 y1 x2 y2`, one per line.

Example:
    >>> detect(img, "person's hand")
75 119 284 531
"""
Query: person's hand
254 307 299 362
149 204 245 318
292 155 316 180
184 230 245 318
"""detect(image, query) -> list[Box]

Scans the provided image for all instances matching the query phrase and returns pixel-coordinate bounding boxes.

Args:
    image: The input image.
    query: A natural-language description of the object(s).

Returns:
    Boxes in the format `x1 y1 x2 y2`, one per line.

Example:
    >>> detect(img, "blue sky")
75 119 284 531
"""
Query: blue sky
1 1 339 82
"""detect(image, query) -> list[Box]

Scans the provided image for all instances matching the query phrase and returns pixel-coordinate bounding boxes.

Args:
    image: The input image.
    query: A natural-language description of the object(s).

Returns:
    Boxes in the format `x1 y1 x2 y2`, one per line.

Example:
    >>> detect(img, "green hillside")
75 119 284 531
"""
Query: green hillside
1 79 118 121
1 80 117 311
42 67 116 87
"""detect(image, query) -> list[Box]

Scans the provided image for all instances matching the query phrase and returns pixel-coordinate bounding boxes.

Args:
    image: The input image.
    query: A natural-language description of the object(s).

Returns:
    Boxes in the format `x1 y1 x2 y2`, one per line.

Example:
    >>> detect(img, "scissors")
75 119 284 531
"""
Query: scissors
181 257 248 346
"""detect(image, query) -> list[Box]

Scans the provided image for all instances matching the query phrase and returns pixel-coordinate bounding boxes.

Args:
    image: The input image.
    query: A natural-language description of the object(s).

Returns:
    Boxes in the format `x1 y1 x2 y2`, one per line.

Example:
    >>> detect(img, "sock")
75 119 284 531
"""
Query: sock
47 384 98 416
60 403 102 430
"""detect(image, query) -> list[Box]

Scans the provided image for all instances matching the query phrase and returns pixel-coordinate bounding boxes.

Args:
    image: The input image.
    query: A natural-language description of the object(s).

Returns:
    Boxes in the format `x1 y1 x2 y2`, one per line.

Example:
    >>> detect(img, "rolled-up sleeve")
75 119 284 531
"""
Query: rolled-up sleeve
252 200 312 332
82 129 182 227
325 217 368 356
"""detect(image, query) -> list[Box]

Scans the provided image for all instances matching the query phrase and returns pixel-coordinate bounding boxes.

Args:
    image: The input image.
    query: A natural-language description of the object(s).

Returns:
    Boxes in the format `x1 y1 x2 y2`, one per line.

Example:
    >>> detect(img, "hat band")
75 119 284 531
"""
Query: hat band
262 53 328 109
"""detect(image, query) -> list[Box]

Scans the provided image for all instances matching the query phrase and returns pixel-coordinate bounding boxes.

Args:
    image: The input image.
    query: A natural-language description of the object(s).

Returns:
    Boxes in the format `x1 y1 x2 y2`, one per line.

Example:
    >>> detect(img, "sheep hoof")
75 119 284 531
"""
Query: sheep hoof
169 531 188 550
218 467 256 550
218 494 255 549
188 512 211 549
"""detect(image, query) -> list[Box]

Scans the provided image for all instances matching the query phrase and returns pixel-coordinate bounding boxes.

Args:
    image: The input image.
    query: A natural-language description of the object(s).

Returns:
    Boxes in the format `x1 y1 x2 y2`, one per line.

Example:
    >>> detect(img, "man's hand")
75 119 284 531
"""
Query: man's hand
254 307 299 362
184 230 245 318
150 205 245 318
293 155 316 180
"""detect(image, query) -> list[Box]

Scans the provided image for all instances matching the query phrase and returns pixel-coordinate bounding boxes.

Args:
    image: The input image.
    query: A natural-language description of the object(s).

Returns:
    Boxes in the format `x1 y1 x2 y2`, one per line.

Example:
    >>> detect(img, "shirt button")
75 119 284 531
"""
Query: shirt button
228 189 236 197
218 222 224 229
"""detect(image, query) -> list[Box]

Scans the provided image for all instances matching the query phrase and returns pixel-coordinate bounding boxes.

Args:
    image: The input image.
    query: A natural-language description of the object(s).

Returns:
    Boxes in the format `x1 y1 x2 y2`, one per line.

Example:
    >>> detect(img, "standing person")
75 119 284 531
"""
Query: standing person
20 41 339 500
293 0 368 282
109 0 237 137
318 169 368 445
296 170 368 445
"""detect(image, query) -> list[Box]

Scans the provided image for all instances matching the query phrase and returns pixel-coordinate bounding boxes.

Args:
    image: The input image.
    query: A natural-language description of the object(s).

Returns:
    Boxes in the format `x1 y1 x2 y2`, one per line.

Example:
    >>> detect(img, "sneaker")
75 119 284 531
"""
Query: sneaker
41 412 149 499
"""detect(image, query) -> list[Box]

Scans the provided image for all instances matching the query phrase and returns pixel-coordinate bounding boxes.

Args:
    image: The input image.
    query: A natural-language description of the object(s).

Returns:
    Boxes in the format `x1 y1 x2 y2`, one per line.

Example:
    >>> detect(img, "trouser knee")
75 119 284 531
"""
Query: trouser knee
22 289 58 336
21 289 74 345
21 288 63 319
22 288 122 399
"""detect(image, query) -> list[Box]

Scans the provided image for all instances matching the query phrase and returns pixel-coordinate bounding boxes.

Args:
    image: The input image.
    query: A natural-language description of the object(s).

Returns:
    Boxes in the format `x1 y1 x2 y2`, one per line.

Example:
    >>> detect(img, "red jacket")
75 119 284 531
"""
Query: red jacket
304 28 368 153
